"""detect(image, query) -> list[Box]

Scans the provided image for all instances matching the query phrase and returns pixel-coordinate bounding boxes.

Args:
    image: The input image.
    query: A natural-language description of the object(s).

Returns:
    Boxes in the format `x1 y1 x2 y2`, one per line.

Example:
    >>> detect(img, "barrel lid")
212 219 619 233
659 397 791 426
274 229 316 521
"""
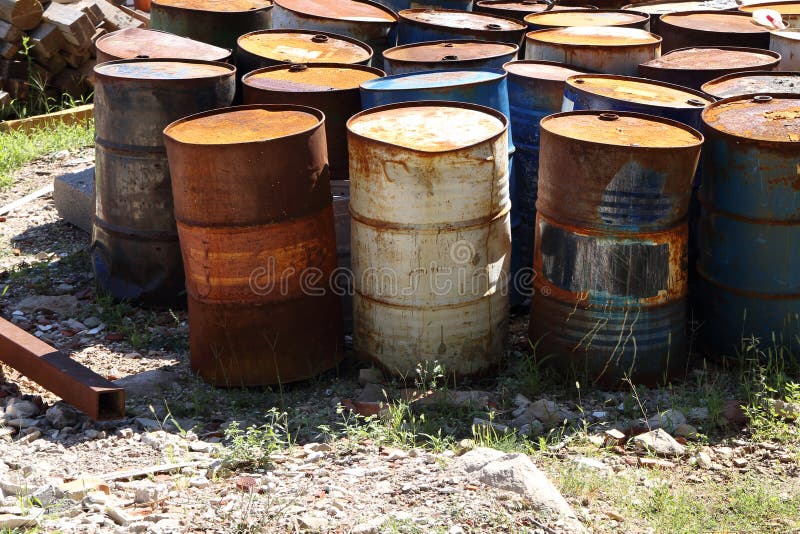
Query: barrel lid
477 0 581 13
153 0 273 12
360 69 504 91
96 28 230 61
622 1 727 15
543 111 702 147
524 10 648 27
702 95 800 142
165 107 321 144
238 30 372 64
348 103 505 152
660 11 769 33
243 64 381 91
503 60 585 80
527 26 660 45
772 28 800 41
399 8 526 31
383 40 517 62
702 72 800 98
567 74 712 107
641 47 778 70
94 60 233 80
274 0 396 22
740 1 800 14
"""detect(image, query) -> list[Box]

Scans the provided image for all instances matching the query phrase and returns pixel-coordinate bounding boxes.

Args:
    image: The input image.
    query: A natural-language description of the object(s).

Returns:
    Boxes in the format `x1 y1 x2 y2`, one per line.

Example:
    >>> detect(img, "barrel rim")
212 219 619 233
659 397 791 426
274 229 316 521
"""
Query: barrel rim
541 109 704 148
382 38 519 65
273 0 398 23
565 73 714 108
162 103 325 147
621 0 737 10
700 92 800 145
502 59 591 80
398 7 528 31
771 27 800 38
701 70 800 98
638 46 781 70
658 9 772 34
525 26 662 47
242 62 386 93
93 57 236 82
151 0 274 14
359 67 507 92
95 28 232 62
738 0 800 13
236 28 375 64
347 99 509 154
523 8 650 27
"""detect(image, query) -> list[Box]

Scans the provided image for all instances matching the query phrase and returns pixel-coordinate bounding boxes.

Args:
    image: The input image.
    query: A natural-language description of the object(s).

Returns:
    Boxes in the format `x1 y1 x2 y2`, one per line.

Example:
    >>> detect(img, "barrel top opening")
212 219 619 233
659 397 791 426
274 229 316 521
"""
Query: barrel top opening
543 112 701 147
703 96 800 142
361 69 504 90
97 29 230 61
524 10 647 26
153 0 273 11
94 60 233 80
399 8 526 30
166 108 321 145
384 40 517 61
245 65 381 91
527 26 660 45
349 105 505 152
275 0 397 22
567 75 713 107
740 1 800 14
642 47 777 69
702 72 800 99
504 60 585 80
660 12 769 33
238 32 372 63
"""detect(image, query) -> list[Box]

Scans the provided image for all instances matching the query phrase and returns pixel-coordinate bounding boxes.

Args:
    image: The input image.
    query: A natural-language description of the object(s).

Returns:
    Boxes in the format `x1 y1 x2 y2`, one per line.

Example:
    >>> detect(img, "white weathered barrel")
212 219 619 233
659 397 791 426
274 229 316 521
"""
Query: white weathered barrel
771 29 800 71
347 101 511 377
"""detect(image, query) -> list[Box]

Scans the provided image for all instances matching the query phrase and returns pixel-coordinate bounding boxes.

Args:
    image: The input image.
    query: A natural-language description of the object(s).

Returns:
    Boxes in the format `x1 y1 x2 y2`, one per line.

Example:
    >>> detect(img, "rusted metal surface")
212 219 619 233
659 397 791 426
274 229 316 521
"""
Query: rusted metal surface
397 8 527 46
697 94 800 357
332 180 353 331
530 110 702 385
163 105 343 386
525 26 661 75
622 0 738 33
95 28 231 64
271 0 398 61
503 60 585 304
560 0 630 8
92 59 235 306
638 46 780 90
475 1 592 21
150 0 274 51
237 30 373 76
382 39 518 74
348 101 510 377
740 1 800 24
412 0 474 9
524 9 649 30
0 318 125 421
242 63 384 180
771 29 800 71
657 11 771 53
702 71 800 99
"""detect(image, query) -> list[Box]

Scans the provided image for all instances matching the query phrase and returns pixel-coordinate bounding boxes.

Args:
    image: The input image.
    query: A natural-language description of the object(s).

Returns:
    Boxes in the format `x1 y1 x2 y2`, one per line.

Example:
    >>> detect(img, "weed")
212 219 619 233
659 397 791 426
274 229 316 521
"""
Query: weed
223 409 293 469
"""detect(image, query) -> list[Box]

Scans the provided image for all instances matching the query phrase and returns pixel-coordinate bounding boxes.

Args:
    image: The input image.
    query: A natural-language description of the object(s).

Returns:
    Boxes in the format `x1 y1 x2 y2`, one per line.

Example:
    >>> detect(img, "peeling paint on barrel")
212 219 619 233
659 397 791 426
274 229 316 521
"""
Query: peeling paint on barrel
382 39 518 74
702 71 800 99
397 8 527 46
163 105 343 386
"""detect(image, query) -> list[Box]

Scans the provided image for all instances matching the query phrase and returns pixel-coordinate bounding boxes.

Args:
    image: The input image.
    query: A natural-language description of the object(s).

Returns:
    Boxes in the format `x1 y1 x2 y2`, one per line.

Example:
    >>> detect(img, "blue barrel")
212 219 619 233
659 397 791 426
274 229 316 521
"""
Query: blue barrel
382 39 519 74
397 8 527 46
503 60 585 305
698 94 800 358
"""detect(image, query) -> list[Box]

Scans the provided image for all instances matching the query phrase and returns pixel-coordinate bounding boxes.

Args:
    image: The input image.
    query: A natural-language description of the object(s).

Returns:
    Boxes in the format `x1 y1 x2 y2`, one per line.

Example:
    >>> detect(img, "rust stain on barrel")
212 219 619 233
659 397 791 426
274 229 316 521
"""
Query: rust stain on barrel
238 30 372 63
276 0 396 20
95 28 231 63
153 0 273 11
384 40 516 61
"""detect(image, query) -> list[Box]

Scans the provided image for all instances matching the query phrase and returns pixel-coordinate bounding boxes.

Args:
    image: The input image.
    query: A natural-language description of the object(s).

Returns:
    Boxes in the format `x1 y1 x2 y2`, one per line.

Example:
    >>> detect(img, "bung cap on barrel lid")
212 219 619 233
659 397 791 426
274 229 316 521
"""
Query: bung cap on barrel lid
243 63 382 92
274 0 397 22
567 74 713 108
702 95 800 143
660 11 769 34
542 111 702 147
96 28 231 61
348 103 506 152
523 10 648 28
238 30 372 64
739 1 800 15
164 107 322 145
94 60 234 80
152 0 273 12
503 60 585 80
702 72 800 99
399 8 526 31
527 26 660 46
360 69 504 91
384 40 518 62
640 47 779 70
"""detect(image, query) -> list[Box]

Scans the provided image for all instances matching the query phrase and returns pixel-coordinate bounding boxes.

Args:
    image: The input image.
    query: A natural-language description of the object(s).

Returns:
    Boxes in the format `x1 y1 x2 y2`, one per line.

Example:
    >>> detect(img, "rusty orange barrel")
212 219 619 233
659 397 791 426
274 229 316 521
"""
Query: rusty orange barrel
622 0 737 33
95 28 231 63
530 111 702 386
382 39 519 74
657 11 771 53
702 71 800 99
348 101 511 377
524 9 650 31
242 63 384 181
92 59 235 306
525 27 661 75
163 105 343 387
475 1 594 22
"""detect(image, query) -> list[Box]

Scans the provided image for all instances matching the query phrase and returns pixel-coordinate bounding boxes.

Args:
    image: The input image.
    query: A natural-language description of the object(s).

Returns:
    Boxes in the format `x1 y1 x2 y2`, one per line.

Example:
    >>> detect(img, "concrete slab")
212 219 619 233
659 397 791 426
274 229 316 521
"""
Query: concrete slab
54 166 93 233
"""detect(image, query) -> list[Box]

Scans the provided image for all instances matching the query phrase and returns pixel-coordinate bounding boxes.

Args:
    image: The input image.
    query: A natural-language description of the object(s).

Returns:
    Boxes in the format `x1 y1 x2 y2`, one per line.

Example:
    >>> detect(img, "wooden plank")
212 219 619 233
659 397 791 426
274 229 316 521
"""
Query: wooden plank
0 58 26 78
0 102 93 133
117 4 148 26
0 40 19 59
43 2 94 47
0 0 43 31
76 0 143 32
0 184 52 216
0 19 21 42
29 22 66 61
